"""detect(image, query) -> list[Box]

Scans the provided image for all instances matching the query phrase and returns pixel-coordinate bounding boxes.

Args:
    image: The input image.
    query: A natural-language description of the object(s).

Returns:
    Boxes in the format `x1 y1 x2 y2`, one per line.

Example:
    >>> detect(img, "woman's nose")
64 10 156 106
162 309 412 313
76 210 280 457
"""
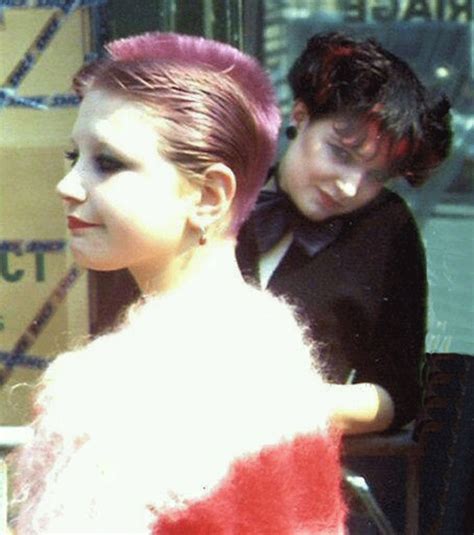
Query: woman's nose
56 169 87 203
335 171 364 198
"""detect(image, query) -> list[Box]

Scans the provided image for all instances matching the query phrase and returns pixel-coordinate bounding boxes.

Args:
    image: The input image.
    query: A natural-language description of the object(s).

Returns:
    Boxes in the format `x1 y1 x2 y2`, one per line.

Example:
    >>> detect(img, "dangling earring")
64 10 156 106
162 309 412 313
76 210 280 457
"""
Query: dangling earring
285 125 298 140
199 227 207 246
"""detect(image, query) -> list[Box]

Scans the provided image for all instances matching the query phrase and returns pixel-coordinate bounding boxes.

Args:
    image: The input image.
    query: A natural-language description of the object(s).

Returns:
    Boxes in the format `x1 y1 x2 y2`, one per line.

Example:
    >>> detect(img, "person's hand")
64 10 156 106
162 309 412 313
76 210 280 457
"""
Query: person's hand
325 383 395 435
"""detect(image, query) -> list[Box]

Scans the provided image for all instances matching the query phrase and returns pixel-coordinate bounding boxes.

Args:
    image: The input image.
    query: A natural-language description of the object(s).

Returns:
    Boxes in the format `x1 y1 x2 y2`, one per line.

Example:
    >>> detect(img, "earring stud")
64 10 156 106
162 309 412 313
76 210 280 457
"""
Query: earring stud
199 227 207 246
285 125 298 140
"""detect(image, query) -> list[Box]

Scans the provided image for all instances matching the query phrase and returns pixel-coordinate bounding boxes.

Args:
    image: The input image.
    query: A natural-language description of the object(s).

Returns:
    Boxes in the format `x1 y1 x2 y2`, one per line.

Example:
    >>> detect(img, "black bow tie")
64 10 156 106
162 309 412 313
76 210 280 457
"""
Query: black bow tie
252 187 343 256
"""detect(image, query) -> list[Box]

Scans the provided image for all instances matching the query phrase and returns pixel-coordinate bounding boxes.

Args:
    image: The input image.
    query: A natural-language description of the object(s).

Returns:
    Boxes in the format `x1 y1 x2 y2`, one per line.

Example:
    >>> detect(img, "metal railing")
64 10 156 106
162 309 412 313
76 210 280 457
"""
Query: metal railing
343 429 420 535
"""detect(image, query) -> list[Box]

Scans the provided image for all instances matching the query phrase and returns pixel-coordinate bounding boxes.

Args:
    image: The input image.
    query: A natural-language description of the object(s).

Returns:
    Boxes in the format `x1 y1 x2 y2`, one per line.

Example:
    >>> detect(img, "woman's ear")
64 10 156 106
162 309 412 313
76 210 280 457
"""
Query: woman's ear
291 100 310 127
187 163 236 231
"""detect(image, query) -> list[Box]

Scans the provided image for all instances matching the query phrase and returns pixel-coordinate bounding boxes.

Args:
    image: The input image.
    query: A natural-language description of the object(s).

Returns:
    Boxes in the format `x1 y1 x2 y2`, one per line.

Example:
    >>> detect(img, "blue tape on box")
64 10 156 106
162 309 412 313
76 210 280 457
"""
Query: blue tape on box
0 264 82 380
0 88 48 109
0 351 49 370
0 240 67 253
4 0 84 88
0 89 80 109
0 0 106 8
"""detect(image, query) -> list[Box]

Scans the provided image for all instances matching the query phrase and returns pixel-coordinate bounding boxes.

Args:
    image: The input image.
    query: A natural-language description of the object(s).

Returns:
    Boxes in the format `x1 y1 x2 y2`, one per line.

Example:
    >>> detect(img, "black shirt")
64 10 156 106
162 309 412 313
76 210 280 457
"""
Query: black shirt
237 188 425 429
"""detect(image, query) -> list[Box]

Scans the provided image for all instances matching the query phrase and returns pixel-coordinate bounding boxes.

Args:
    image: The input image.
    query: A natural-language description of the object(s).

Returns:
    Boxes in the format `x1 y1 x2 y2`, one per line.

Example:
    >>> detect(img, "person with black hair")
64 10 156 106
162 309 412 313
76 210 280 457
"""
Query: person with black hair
237 32 452 435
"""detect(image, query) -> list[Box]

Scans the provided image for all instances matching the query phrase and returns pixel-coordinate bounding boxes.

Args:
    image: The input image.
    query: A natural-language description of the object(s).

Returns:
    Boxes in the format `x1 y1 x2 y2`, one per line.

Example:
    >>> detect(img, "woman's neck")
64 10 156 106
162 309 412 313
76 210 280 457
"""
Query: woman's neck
130 238 244 297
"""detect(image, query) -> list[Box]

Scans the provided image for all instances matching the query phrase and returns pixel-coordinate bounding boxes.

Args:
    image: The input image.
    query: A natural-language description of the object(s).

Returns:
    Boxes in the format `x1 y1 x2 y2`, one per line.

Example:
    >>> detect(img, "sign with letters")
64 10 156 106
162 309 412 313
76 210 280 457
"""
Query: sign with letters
341 0 472 23
0 5 92 425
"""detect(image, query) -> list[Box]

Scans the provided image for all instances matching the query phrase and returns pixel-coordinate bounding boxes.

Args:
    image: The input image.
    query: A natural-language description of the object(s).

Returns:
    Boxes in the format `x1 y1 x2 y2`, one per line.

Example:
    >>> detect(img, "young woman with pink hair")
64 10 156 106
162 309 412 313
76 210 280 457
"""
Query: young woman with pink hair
10 33 346 533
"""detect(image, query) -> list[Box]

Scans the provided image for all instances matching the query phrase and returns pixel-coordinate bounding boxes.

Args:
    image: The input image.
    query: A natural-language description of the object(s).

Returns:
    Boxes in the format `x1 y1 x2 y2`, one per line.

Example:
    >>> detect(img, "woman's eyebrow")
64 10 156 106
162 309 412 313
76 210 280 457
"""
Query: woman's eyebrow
70 134 135 164
95 140 130 159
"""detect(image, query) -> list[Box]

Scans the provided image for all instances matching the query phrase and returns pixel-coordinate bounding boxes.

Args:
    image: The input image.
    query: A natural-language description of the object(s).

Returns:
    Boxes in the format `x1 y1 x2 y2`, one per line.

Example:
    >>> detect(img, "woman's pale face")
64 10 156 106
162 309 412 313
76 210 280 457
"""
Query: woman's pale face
279 111 393 222
57 89 194 278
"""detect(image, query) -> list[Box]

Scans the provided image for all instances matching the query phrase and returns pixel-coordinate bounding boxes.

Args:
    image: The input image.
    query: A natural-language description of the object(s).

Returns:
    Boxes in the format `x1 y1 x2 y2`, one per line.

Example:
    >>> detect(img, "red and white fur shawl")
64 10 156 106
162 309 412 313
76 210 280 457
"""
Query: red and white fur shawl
11 284 346 533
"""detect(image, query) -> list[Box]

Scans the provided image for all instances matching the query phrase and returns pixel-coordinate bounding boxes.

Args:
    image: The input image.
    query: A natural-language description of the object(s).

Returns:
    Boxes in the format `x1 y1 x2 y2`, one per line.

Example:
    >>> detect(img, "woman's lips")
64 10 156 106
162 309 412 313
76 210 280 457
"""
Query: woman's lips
67 216 101 230
317 189 342 210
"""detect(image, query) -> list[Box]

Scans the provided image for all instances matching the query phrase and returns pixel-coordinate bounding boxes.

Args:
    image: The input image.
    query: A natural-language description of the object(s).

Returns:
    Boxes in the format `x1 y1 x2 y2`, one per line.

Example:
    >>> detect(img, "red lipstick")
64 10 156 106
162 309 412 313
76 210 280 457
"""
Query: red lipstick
67 216 100 230
317 189 342 210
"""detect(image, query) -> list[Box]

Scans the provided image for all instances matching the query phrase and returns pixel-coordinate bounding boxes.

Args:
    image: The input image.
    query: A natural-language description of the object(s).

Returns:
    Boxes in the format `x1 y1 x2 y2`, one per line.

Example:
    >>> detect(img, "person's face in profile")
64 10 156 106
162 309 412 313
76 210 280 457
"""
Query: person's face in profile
57 89 194 275
280 103 393 222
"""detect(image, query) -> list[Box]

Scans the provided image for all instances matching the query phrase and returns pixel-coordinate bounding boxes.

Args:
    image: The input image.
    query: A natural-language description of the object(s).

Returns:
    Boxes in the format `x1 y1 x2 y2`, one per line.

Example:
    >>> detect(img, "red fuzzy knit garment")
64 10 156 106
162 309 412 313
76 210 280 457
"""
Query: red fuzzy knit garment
153 433 346 534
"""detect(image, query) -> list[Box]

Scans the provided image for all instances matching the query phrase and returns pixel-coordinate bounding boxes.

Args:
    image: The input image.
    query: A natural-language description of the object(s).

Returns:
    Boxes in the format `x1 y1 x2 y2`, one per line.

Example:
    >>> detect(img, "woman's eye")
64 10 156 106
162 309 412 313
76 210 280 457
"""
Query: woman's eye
330 144 352 164
367 171 390 184
94 154 126 174
64 150 79 166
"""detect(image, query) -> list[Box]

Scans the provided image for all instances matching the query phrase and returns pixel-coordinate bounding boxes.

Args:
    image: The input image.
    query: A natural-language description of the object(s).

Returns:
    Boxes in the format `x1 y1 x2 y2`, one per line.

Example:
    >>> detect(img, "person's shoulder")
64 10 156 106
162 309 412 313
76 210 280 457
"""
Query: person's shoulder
232 284 330 432
238 284 325 374
368 188 410 212
350 188 416 229
381 188 412 210
239 283 306 333
381 189 421 232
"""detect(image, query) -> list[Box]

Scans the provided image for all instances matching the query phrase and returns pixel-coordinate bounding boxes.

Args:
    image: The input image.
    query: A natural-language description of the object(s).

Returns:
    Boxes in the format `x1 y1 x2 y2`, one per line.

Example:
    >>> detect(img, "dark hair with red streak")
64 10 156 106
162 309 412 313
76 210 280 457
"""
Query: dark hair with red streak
288 32 452 186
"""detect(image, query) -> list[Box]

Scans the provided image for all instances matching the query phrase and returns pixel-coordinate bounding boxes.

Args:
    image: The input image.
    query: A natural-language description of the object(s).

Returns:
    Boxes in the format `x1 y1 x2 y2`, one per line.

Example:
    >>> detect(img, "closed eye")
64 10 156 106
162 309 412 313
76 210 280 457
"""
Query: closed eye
366 170 390 184
329 144 353 164
94 154 126 175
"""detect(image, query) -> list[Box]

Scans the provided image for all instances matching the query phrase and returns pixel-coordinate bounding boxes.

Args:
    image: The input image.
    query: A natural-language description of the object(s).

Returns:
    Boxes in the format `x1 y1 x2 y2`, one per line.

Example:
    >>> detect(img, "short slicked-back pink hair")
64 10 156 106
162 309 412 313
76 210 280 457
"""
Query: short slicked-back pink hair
74 32 280 234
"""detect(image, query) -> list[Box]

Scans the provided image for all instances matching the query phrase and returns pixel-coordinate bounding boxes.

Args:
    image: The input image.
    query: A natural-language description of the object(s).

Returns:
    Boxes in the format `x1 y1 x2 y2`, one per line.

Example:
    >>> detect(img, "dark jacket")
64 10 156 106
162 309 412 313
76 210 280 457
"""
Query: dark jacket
237 188 425 429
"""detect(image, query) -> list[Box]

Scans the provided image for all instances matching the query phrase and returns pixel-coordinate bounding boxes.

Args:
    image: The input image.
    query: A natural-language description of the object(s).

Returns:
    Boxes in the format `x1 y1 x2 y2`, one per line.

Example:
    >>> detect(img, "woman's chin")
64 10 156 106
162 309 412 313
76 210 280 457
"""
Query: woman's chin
299 204 333 223
70 248 121 272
